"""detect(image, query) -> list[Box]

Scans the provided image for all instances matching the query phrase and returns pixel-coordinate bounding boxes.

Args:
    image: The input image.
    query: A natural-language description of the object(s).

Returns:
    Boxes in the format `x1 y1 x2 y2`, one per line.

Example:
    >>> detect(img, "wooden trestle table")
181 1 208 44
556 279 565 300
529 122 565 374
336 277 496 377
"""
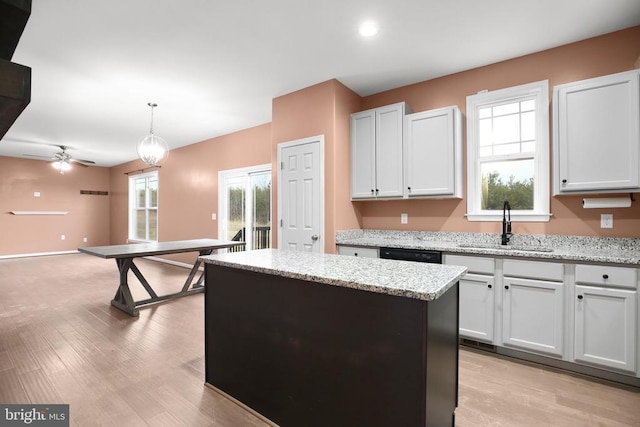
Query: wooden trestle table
79 238 245 316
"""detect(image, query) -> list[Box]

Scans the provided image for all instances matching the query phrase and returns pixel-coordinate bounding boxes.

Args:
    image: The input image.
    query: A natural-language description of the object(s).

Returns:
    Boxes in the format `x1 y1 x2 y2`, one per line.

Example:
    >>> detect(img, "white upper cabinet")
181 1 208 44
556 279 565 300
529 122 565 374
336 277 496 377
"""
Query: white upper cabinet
351 102 410 200
553 69 640 194
404 106 463 198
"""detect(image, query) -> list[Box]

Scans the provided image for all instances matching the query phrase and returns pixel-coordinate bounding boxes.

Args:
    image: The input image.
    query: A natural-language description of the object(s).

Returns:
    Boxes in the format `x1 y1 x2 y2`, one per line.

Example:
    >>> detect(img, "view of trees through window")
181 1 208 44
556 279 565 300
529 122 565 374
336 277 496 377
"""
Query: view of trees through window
225 170 271 250
482 172 534 210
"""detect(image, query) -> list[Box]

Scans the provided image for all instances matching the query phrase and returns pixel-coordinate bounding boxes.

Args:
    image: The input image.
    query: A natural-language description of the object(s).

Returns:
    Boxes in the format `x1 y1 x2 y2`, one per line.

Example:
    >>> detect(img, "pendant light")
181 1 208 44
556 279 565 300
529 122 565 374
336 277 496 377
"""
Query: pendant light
137 102 169 166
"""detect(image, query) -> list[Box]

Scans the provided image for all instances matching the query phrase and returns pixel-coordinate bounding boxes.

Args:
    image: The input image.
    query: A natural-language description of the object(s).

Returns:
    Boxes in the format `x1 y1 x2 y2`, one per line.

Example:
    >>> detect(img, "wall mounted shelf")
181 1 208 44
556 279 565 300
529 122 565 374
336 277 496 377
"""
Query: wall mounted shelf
10 211 69 215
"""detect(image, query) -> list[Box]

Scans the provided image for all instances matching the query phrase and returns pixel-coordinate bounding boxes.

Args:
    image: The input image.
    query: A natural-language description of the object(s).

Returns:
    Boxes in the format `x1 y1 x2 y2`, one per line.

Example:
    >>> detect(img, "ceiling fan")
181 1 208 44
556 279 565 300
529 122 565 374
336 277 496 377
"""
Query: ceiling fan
24 145 96 174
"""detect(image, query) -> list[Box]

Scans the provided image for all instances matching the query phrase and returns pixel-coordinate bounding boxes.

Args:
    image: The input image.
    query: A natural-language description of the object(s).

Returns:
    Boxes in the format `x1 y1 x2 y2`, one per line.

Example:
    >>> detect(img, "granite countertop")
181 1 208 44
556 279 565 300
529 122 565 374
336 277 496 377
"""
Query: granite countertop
336 230 640 266
200 248 467 301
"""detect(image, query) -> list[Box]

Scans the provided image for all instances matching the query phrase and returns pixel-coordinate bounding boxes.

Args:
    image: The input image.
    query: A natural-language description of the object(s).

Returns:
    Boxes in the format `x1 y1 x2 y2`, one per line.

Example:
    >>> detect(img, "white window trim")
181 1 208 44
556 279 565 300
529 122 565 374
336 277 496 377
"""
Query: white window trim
466 80 551 222
128 170 159 243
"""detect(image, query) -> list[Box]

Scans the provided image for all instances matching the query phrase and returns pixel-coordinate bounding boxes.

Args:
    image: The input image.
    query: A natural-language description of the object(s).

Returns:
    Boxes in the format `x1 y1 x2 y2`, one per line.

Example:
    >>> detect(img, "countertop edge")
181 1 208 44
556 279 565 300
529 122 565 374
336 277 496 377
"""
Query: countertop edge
200 250 467 301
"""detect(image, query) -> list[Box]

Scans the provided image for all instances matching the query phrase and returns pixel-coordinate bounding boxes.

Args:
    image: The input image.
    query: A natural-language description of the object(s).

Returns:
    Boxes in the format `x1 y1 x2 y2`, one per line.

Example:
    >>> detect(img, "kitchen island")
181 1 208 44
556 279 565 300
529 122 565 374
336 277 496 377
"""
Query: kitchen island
200 249 466 427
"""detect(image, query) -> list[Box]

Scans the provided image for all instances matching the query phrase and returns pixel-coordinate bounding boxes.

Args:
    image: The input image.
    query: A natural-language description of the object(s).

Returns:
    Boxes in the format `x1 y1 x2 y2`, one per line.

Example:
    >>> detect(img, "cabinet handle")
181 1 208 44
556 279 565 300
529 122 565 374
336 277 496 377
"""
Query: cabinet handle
602 274 609 279
487 284 492 289
407 186 411 192
354 253 358 256
375 189 379 195
577 295 583 300
371 189 374 195
504 285 509 290
561 179 567 184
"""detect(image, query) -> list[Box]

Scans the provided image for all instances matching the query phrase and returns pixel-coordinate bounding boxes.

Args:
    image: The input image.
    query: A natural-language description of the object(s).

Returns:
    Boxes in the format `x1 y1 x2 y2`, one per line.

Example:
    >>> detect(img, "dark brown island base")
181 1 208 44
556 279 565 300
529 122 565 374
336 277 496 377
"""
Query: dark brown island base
200 249 466 427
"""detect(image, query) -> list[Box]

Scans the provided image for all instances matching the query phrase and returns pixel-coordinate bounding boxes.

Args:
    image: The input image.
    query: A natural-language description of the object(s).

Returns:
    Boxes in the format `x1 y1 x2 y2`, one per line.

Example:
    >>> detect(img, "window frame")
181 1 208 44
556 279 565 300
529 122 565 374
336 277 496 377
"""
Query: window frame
128 171 159 242
466 80 551 222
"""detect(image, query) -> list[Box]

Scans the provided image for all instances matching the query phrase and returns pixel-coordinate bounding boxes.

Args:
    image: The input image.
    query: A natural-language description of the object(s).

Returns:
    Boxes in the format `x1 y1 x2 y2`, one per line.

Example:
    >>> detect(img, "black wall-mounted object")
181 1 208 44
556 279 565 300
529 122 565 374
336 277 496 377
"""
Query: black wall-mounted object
0 0 31 140
0 0 31 60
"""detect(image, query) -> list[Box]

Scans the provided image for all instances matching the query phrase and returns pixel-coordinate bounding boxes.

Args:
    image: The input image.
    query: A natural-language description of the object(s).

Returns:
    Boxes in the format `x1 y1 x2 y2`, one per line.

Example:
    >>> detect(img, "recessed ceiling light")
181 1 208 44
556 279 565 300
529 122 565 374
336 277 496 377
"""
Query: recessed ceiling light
359 21 379 38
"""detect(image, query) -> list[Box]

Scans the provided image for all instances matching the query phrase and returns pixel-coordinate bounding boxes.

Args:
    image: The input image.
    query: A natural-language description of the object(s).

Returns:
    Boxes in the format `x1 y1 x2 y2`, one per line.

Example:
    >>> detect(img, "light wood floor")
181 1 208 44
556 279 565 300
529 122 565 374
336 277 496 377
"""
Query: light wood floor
0 253 638 426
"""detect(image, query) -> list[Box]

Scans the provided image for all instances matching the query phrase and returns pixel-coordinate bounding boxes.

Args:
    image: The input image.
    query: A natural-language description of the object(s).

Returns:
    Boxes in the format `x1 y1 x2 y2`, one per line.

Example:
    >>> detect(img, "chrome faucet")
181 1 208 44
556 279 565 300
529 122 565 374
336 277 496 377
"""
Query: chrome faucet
501 201 512 245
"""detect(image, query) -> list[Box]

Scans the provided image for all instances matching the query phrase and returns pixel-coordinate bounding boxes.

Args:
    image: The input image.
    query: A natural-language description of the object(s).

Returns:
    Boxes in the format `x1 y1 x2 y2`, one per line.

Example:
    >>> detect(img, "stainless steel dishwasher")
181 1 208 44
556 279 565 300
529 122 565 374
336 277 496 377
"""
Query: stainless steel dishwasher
379 247 442 264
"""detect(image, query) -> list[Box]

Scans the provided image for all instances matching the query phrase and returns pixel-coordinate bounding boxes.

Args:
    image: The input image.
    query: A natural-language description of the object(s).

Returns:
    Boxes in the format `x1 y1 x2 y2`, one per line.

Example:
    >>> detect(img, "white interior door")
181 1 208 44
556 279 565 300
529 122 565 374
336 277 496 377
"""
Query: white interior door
278 136 324 253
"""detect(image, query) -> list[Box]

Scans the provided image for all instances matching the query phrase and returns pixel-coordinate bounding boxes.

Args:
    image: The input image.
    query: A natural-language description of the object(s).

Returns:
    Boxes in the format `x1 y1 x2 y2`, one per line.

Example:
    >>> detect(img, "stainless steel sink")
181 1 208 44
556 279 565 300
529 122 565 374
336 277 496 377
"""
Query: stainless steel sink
457 243 553 253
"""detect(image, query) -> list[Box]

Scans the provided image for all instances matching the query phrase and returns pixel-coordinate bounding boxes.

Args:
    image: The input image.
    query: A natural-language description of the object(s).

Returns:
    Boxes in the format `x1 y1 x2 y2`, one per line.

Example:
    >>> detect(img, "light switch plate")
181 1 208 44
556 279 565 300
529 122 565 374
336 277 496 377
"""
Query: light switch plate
601 214 613 229
401 213 408 224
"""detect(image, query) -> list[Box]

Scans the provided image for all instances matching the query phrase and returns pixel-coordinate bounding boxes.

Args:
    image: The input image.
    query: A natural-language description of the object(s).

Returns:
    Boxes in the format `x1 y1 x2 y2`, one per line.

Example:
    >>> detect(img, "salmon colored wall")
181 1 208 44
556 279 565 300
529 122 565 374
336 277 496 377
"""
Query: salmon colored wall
271 80 362 252
354 26 640 238
0 156 110 256
4 27 639 259
109 123 271 264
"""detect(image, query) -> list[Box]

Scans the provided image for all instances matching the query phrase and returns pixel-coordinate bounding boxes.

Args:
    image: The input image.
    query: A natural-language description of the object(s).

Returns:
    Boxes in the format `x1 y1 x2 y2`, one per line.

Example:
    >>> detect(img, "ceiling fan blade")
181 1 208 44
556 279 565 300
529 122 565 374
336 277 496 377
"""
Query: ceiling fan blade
23 154 56 160
69 159 90 167
69 158 94 165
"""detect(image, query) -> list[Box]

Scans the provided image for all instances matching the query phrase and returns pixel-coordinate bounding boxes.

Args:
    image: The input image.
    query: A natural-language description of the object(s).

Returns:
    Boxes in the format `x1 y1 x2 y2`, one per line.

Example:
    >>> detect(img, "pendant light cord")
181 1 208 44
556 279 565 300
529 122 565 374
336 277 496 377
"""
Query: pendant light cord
148 102 157 134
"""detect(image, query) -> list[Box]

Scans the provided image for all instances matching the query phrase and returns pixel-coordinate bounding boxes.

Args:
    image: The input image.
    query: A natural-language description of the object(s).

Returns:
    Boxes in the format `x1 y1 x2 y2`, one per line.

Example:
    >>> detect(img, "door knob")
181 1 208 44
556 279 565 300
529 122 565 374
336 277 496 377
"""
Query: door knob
311 234 319 241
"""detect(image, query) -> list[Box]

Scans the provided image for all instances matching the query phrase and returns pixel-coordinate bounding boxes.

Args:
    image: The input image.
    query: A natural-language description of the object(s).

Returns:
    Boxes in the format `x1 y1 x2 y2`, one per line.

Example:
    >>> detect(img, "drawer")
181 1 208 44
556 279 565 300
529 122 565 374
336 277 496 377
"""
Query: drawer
337 246 379 258
503 259 563 282
444 254 494 274
575 264 637 289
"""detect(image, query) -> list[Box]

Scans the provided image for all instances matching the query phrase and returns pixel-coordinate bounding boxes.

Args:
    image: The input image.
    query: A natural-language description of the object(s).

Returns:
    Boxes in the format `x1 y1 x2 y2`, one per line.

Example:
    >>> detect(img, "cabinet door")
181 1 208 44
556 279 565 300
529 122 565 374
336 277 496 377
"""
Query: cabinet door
375 104 404 198
574 285 637 373
502 277 564 357
404 106 462 198
459 273 495 342
554 70 640 193
351 110 376 199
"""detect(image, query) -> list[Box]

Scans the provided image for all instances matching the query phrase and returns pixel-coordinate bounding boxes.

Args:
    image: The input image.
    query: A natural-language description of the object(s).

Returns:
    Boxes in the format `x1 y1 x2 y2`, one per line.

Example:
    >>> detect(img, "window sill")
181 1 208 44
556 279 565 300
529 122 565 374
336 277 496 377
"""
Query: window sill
466 212 552 222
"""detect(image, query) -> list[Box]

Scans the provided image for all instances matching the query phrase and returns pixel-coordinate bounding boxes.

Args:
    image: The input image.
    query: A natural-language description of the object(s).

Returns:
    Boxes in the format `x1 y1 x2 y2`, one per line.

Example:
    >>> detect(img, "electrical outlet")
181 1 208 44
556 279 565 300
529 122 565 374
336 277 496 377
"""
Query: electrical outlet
33 191 40 197
211 213 217 220
401 213 408 224
61 235 66 240
83 237 88 243
601 214 613 229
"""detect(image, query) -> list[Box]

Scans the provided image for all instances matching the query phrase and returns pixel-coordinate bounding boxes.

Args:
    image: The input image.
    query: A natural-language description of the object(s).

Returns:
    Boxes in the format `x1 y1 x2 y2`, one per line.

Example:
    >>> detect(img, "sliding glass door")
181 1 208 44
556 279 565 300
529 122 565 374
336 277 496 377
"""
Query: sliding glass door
219 165 271 251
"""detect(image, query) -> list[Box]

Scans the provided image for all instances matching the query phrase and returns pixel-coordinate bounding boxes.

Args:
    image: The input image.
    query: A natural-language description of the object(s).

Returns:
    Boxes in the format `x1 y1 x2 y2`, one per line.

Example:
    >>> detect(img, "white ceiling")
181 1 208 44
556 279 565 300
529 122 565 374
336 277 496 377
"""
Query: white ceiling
1 0 639 167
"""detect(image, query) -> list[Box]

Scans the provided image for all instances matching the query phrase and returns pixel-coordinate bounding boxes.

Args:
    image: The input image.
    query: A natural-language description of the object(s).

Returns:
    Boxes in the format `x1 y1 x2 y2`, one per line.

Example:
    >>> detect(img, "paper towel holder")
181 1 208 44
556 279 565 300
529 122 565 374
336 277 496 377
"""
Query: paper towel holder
582 195 633 209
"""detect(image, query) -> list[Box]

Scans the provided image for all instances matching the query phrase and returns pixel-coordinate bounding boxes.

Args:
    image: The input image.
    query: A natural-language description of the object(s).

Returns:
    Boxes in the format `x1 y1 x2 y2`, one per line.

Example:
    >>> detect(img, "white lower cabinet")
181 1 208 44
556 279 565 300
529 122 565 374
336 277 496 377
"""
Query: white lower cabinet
574 264 638 373
459 273 495 342
445 252 640 380
444 254 495 343
501 276 564 357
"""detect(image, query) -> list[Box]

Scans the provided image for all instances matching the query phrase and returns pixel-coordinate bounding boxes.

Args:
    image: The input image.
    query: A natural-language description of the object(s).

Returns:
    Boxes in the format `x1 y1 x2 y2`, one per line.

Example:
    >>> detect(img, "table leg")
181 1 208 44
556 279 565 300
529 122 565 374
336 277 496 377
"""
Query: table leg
112 258 139 316
181 249 215 291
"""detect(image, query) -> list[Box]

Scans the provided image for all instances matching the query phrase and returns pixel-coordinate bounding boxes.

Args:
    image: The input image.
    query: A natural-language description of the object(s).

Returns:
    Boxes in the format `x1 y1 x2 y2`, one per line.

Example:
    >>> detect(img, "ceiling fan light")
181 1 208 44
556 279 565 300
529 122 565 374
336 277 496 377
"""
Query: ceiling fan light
137 134 169 167
52 160 71 173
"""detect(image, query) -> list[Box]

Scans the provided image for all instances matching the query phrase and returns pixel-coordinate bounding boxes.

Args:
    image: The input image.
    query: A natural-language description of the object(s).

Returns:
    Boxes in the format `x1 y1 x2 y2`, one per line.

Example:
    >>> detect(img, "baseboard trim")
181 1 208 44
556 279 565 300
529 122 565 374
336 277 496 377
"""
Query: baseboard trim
205 383 279 427
0 250 79 260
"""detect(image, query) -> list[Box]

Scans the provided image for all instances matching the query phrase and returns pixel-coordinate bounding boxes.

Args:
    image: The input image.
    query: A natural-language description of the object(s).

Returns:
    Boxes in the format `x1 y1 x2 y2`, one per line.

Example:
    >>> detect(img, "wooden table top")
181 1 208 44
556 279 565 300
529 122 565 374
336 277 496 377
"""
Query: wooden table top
78 238 245 259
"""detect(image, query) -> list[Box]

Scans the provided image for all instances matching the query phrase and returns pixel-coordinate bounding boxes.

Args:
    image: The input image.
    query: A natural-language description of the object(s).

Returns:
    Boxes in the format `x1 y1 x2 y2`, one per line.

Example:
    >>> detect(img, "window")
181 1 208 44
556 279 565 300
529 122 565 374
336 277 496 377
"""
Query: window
218 165 272 251
466 81 550 222
129 171 158 241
